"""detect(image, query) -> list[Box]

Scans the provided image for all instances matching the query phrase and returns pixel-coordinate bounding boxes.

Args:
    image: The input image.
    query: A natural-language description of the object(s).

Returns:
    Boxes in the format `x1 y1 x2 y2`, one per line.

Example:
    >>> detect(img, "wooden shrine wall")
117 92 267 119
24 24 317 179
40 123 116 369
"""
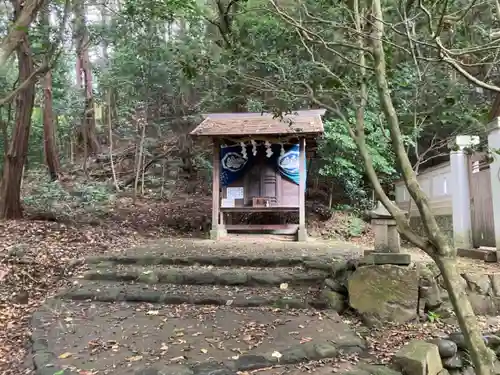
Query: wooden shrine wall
222 158 299 207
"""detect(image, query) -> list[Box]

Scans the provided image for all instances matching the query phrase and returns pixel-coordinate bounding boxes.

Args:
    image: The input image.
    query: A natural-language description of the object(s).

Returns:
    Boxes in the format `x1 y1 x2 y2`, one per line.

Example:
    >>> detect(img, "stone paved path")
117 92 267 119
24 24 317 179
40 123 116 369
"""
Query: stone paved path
30 237 368 375
34 300 364 375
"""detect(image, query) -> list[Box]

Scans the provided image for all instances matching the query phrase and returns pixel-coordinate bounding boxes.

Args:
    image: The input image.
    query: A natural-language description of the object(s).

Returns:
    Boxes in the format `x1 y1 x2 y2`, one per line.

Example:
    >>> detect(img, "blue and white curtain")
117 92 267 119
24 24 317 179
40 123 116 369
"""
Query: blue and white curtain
219 141 306 187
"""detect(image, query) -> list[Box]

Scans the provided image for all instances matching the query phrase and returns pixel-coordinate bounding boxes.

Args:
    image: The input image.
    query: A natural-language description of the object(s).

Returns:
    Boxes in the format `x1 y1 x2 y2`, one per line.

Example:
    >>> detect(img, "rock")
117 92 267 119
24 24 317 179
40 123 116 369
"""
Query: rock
135 368 159 375
250 272 284 285
461 366 475 375
137 271 159 284
490 274 500 296
216 271 248 285
345 363 403 375
234 355 273 371
467 293 500 315
348 265 419 325
320 289 346 312
442 354 463 370
447 332 466 350
461 273 491 295
392 340 443 375
280 346 308 363
313 342 338 358
191 362 233 375
324 278 347 294
303 260 334 272
484 334 500 348
437 370 450 375
184 271 218 285
429 339 457 358
272 298 306 309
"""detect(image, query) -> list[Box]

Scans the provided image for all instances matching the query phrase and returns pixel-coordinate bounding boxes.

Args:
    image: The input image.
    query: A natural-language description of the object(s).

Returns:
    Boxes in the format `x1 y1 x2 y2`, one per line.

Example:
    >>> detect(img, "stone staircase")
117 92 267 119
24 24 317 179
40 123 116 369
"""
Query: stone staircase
62 254 352 310
33 250 374 375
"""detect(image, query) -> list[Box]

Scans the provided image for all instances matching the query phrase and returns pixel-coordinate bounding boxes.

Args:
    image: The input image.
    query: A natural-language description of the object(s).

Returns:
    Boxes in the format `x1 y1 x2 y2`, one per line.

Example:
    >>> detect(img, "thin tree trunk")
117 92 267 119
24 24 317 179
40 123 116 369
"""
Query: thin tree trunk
0 1 36 219
368 0 495 372
107 91 119 191
42 69 60 181
134 105 147 199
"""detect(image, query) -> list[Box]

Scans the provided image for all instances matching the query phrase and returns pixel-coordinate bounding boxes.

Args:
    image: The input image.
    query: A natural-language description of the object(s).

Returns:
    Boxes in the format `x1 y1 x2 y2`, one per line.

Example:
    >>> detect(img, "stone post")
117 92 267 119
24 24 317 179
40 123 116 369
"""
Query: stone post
450 135 478 249
365 201 411 265
371 201 400 253
487 118 500 253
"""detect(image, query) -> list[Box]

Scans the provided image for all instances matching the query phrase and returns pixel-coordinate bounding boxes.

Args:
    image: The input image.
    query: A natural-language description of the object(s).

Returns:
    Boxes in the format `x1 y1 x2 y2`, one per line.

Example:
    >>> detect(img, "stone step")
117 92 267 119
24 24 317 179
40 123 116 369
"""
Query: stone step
82 264 330 287
85 254 318 268
60 280 328 308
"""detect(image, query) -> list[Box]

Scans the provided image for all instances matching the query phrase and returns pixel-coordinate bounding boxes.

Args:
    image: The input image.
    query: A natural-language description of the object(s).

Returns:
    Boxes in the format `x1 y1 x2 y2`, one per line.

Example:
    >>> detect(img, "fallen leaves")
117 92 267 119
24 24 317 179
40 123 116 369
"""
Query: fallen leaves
271 351 282 360
125 355 143 362
58 352 73 359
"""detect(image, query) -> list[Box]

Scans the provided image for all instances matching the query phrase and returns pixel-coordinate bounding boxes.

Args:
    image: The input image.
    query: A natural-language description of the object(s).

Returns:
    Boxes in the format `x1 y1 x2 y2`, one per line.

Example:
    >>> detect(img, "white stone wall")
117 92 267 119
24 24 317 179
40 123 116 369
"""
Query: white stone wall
394 162 452 217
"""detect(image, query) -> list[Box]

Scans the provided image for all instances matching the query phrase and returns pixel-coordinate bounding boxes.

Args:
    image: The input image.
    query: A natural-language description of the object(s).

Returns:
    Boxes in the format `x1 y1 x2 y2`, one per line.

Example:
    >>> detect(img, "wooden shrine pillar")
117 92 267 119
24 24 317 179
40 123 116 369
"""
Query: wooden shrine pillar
210 138 226 240
297 137 307 241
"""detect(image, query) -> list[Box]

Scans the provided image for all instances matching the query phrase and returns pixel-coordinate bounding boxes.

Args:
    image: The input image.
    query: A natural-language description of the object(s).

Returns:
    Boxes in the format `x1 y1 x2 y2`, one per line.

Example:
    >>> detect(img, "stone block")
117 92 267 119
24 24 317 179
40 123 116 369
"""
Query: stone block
320 289 346 312
392 340 443 375
348 264 419 325
210 228 227 240
485 251 497 263
297 227 308 242
361 253 411 266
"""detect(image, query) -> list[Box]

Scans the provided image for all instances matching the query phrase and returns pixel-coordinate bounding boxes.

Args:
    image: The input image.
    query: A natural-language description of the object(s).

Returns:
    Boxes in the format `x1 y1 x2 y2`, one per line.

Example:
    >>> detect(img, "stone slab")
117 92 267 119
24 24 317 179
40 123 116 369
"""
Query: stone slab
361 252 411 266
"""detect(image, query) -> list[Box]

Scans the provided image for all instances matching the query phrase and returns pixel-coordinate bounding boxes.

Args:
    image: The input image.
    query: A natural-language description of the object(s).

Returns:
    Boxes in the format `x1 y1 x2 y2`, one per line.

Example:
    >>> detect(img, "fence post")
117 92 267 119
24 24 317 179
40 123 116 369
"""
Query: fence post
450 135 478 249
487 118 500 253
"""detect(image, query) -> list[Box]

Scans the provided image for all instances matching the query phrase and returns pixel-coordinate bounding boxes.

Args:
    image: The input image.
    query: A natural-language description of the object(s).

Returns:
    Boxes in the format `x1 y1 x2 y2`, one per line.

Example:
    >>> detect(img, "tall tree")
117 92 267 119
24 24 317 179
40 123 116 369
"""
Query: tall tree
0 0 37 219
73 0 99 161
41 5 60 180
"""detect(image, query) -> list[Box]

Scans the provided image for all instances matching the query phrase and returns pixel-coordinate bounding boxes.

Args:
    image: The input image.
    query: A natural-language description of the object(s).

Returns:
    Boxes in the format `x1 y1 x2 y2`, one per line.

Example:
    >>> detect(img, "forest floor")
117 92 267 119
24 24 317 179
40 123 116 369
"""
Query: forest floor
1 194 500 375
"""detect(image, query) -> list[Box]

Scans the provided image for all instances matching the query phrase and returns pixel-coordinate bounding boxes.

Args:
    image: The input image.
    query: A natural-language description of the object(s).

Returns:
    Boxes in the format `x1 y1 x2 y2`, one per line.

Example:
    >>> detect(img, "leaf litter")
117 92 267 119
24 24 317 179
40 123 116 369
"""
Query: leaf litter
0 217 165 375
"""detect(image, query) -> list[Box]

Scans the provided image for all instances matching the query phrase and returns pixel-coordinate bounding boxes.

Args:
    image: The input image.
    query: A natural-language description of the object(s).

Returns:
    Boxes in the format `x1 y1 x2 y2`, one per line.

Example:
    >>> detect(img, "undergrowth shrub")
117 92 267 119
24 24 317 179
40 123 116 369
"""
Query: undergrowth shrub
22 172 115 220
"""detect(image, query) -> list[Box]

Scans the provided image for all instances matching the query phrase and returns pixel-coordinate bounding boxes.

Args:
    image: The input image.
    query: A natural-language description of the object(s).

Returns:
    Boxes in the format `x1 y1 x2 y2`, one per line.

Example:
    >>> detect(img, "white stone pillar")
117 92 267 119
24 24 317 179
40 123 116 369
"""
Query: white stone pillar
488 118 500 251
450 135 479 249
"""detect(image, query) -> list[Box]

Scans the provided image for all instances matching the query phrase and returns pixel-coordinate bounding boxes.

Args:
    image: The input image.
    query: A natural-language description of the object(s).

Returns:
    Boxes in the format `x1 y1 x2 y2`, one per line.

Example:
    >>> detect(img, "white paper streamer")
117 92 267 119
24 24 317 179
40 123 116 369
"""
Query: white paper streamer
251 140 257 156
240 141 247 159
265 140 273 158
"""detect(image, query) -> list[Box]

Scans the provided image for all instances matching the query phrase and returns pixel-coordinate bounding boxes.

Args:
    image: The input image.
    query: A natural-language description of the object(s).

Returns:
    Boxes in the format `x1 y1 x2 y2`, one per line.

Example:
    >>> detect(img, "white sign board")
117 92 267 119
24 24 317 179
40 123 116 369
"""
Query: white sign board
226 187 244 200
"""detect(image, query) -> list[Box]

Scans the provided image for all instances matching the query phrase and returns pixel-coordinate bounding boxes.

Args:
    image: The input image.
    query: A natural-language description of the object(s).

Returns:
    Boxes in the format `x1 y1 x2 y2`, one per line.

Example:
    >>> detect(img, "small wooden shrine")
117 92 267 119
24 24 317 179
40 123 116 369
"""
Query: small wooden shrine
190 109 326 241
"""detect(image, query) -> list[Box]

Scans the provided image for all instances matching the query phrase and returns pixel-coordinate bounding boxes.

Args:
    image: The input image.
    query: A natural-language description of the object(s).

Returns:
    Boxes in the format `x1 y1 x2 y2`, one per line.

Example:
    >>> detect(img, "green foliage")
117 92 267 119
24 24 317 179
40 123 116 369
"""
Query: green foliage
319 112 397 206
23 174 114 219
347 216 365 238
426 311 441 323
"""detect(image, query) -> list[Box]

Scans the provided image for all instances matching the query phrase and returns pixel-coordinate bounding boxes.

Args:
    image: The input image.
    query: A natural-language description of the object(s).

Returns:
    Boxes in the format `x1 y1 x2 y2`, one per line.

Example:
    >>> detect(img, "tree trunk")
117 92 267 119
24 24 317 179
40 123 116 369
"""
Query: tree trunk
368 0 496 372
0 0 45 66
0 1 36 219
73 0 99 155
42 70 60 180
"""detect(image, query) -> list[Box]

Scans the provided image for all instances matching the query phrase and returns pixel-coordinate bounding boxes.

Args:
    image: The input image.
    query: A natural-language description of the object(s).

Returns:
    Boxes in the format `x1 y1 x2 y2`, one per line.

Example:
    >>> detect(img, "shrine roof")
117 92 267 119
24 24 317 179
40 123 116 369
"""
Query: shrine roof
190 109 326 137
